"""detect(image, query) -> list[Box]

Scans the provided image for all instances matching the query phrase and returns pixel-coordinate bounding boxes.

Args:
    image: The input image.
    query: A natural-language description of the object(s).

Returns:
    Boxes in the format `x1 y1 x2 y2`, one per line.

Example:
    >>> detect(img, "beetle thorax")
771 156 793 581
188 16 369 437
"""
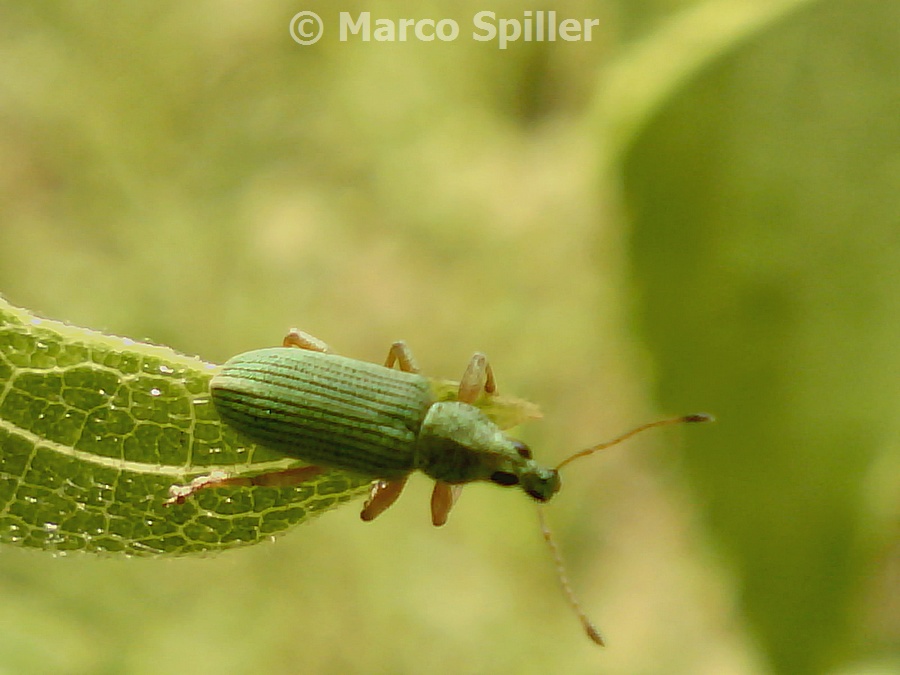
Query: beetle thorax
415 401 561 501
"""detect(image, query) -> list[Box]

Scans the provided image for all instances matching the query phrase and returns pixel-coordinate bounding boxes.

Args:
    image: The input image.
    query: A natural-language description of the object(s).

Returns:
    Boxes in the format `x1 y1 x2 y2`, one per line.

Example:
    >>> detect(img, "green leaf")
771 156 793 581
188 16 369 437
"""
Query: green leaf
0 295 371 556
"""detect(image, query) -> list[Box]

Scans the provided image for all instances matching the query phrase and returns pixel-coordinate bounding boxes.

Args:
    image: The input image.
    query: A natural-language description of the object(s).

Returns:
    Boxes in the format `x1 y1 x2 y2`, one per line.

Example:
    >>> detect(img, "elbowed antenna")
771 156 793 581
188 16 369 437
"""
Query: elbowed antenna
539 412 714 646
556 413 714 471
538 506 605 646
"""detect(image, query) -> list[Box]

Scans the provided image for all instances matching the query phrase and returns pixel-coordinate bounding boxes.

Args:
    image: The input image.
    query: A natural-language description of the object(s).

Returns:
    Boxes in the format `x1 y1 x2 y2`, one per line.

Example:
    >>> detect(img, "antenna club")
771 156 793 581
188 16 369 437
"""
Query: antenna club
586 624 606 647
555 411 714 471
683 413 715 423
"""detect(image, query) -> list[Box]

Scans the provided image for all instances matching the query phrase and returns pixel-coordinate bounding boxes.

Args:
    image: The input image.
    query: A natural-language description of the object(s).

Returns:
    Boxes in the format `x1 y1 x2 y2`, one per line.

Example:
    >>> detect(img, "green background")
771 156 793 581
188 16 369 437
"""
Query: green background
0 1 897 673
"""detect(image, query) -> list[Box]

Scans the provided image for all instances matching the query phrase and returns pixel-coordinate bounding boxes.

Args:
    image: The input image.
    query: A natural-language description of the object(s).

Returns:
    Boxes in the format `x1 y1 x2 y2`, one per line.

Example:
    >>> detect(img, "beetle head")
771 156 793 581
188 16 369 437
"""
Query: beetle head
417 401 561 501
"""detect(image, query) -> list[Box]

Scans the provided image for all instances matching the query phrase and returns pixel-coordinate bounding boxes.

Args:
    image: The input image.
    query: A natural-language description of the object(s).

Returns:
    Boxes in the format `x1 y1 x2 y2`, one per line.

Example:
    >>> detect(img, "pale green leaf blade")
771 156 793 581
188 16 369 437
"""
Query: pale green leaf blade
0 296 371 556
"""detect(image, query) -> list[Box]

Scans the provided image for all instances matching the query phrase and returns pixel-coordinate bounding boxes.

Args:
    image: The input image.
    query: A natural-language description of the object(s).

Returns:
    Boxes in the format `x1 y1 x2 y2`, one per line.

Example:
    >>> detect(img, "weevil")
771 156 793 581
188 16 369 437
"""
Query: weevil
167 329 712 645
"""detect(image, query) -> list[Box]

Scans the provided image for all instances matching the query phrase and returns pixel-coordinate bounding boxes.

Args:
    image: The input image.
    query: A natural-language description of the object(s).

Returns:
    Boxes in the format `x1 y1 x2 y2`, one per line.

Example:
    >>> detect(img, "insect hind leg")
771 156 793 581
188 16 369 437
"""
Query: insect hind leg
165 465 326 505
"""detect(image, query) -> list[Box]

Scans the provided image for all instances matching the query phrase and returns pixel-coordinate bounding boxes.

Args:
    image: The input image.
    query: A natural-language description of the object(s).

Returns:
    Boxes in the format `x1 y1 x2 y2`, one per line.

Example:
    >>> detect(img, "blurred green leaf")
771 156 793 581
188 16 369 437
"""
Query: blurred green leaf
624 1 900 672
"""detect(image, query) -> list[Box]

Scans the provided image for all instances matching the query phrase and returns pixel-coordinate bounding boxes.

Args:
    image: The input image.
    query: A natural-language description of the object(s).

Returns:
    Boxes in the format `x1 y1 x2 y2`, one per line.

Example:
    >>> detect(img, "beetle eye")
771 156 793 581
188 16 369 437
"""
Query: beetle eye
490 471 519 486
526 487 550 502
511 440 532 459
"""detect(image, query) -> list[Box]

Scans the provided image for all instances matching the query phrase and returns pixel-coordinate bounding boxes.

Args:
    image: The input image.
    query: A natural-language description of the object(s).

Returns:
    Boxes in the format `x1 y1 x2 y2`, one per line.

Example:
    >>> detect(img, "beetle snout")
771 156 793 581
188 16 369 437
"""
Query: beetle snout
522 468 561 502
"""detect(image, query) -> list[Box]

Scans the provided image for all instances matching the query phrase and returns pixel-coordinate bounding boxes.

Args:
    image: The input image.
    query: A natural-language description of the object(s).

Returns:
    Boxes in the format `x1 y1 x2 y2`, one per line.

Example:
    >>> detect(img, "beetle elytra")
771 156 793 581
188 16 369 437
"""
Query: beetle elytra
166 329 712 645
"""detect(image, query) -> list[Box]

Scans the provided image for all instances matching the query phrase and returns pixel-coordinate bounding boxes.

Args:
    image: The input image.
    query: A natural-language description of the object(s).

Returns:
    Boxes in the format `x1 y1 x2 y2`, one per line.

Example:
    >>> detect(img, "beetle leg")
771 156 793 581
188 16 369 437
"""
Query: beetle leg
282 329 333 353
164 465 325 505
384 340 420 373
242 465 326 487
360 476 409 521
430 481 463 527
457 352 497 404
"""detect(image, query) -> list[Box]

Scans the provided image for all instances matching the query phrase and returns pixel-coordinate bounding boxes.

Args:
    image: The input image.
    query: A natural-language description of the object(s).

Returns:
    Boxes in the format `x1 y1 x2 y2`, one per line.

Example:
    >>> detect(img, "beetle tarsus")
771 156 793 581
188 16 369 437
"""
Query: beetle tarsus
360 477 409 521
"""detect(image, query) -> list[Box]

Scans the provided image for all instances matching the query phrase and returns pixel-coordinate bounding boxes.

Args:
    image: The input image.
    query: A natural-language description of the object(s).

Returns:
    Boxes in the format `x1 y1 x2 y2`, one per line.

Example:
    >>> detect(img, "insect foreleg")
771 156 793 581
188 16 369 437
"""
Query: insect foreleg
430 481 462 527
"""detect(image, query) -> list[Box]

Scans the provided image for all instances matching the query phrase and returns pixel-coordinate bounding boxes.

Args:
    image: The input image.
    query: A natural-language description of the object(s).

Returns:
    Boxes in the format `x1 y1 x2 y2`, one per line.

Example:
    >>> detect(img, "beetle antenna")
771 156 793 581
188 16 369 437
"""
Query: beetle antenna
538 506 605 646
555 413 714 471
541 413 713 645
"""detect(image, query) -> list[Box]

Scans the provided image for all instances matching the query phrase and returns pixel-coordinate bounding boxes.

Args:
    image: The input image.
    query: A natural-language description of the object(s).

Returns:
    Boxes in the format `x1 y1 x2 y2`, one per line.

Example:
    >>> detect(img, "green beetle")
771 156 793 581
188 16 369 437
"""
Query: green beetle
211 332 558 525
167 329 712 645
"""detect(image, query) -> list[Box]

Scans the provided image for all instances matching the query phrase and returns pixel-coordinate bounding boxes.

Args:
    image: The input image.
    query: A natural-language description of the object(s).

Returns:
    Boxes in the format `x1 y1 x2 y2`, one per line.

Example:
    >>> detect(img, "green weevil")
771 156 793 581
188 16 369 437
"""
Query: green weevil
167 329 712 645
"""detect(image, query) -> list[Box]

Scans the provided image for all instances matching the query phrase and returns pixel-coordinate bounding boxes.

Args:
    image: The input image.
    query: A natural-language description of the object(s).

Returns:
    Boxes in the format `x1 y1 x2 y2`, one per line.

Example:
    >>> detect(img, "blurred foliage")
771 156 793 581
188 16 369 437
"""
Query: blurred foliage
0 1 896 674
624 3 900 672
